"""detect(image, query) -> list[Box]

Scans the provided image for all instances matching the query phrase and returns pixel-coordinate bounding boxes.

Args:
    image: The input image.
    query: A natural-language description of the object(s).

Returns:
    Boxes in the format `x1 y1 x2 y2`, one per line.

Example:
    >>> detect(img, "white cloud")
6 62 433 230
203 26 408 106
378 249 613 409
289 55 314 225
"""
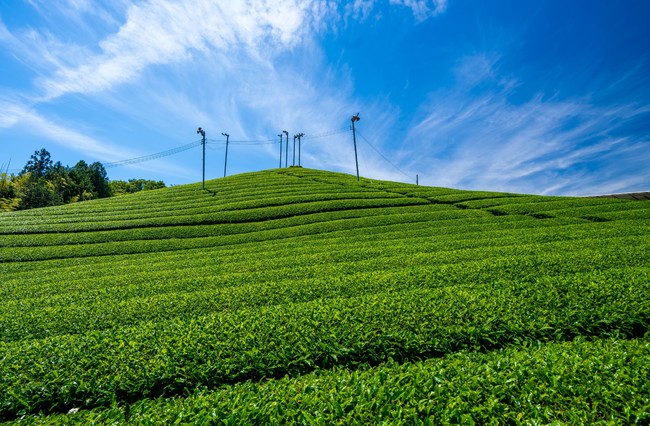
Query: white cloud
2 0 366 182
27 0 127 27
0 17 98 77
388 0 447 21
0 98 123 159
32 0 340 100
400 79 650 195
345 0 378 21
0 97 196 178
8 0 446 101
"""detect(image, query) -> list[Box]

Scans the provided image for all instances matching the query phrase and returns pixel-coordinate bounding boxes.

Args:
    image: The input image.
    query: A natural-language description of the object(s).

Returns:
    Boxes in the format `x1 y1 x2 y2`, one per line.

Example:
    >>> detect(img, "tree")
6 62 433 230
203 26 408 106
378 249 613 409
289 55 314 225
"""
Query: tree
14 150 63 209
64 160 111 201
0 168 19 211
47 161 76 204
21 149 53 178
109 179 166 196
89 162 111 198
17 174 62 209
6 148 162 210
0 171 15 200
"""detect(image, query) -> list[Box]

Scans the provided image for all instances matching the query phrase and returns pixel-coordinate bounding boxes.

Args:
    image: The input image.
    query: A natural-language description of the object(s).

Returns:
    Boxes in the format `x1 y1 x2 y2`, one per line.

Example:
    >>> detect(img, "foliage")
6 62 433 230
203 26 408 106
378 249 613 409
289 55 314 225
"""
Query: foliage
109 178 166 196
0 149 164 211
12 338 649 425
0 170 20 212
0 168 648 423
21 148 53 178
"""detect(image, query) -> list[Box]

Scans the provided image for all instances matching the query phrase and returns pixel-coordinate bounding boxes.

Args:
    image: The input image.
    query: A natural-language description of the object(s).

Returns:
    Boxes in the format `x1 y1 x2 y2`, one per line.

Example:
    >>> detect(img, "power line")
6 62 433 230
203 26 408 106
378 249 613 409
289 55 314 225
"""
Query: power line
302 127 351 142
100 125 353 170
206 139 278 145
104 140 203 168
356 130 413 182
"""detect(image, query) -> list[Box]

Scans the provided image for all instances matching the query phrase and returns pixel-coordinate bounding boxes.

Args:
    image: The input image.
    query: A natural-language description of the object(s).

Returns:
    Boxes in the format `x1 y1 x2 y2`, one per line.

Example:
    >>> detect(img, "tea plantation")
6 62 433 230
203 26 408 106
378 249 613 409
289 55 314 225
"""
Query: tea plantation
1 168 648 424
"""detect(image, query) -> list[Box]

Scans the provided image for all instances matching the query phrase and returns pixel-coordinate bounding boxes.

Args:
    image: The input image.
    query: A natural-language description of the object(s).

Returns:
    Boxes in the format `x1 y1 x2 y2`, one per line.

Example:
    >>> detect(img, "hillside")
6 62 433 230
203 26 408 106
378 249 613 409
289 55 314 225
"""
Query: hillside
0 168 648 424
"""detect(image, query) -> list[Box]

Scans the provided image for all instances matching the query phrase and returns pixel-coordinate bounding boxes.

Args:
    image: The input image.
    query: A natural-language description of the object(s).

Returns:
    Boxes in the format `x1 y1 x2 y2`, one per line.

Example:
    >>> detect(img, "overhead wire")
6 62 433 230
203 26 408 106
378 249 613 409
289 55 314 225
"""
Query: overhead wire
99 125 355 169
206 138 276 145
356 130 413 182
302 127 351 142
104 140 203 168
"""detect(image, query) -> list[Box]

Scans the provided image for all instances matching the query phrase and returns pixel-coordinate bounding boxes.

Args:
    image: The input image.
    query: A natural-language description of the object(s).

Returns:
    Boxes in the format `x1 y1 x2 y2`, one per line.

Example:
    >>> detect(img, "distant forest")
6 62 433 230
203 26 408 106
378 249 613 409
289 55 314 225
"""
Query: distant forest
0 149 165 211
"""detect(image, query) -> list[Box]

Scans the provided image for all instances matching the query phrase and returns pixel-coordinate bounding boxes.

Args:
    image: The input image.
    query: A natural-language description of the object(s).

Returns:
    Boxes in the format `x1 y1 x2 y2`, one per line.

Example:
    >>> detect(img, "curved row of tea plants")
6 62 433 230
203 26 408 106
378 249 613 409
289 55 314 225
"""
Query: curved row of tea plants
13 337 648 425
1 266 649 419
1 168 648 422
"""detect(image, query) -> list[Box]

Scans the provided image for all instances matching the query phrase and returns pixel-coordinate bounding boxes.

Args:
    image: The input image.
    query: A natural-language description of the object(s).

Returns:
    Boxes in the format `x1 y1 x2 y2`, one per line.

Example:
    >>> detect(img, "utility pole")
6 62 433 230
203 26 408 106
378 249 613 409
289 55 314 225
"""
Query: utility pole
351 114 360 181
222 132 230 178
292 134 297 166
197 127 206 189
278 133 283 168
283 130 289 168
297 133 304 166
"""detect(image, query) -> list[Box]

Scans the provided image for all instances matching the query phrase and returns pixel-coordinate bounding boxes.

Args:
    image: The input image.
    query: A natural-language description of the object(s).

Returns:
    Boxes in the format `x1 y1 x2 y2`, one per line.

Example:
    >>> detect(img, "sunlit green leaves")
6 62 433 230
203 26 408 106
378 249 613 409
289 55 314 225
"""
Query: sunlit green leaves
0 168 649 423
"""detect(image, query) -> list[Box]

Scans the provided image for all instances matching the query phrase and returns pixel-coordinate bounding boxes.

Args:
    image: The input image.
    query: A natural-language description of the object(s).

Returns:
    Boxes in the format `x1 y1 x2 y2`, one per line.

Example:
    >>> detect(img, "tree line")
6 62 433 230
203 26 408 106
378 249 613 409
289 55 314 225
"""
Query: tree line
1 149 165 211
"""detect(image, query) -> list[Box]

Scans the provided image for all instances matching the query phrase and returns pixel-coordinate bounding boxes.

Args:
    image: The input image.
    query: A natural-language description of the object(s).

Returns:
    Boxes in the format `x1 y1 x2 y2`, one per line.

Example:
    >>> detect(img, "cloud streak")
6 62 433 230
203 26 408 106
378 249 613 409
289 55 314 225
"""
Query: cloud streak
0 97 195 178
33 0 338 100
400 57 650 195
0 98 122 159
3 1 646 194
388 0 447 21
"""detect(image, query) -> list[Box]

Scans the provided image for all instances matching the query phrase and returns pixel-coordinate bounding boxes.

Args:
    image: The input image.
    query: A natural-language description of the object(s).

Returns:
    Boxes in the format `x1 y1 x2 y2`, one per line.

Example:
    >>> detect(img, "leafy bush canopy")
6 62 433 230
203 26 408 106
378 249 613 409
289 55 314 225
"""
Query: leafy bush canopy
1 149 165 211
0 168 648 424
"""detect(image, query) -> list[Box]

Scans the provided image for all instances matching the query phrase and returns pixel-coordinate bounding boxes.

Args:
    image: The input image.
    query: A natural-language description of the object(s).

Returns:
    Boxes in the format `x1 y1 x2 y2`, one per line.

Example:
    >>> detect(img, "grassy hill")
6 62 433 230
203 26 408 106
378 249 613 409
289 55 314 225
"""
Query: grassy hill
1 168 648 424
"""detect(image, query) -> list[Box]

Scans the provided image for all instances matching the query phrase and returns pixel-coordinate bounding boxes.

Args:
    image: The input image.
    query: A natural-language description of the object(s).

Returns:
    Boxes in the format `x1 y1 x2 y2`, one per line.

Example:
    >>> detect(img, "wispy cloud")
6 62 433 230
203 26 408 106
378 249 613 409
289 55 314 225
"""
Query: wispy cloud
0 96 195 178
26 0 126 30
6 0 447 102
345 0 378 21
0 97 129 159
388 0 447 21
2 0 446 131
30 0 339 100
399 55 650 195
10 0 646 195
1 0 351 179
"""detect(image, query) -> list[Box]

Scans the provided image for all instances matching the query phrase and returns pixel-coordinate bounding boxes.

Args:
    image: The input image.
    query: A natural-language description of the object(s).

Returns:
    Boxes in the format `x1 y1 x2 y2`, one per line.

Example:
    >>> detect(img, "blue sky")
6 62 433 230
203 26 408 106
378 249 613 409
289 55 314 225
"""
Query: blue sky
1 0 648 195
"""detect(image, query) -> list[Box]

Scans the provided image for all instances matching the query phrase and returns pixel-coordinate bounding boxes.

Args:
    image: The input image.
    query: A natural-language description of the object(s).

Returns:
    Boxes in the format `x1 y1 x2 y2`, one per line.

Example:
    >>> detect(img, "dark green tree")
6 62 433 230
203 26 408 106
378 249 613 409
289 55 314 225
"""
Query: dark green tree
46 161 76 204
18 177 62 209
109 179 166 195
10 148 159 210
21 149 53 178
69 160 96 201
16 149 63 209
0 171 15 200
88 162 111 198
